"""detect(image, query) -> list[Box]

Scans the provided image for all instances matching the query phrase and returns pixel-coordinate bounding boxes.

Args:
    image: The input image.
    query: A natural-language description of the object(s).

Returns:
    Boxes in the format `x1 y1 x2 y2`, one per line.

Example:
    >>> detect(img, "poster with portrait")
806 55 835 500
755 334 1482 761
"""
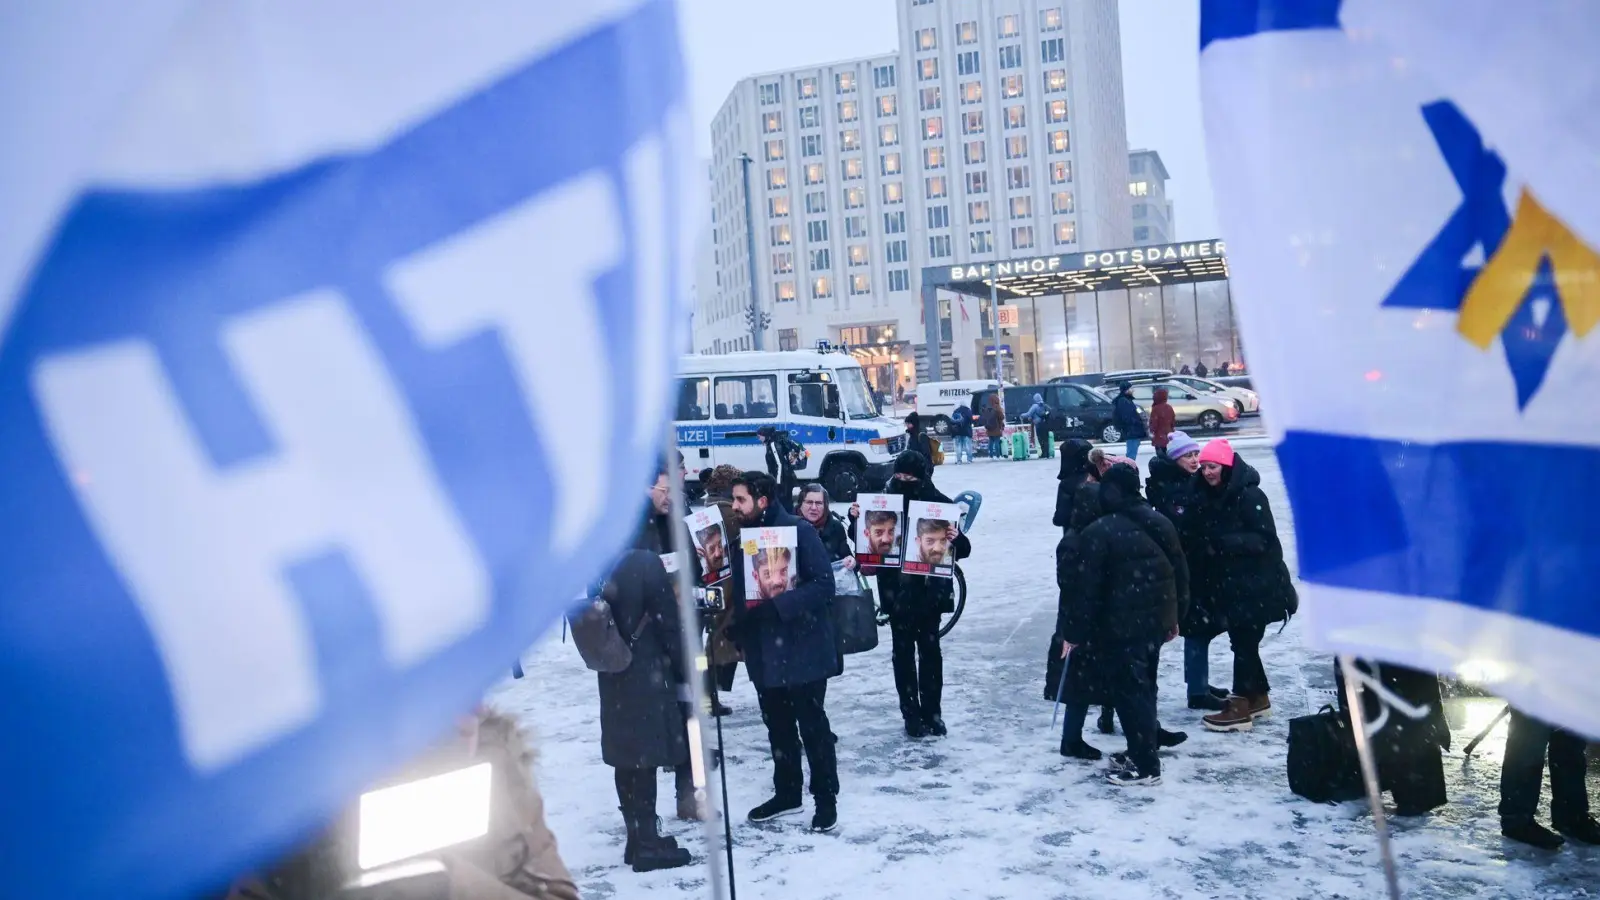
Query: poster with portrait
742 526 797 604
853 493 903 568
903 500 958 579
684 507 731 586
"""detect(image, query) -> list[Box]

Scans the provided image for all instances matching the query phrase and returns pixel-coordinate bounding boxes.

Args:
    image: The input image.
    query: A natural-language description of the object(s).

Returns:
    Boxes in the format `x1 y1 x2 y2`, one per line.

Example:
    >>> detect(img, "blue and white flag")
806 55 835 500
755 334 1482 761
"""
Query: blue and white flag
0 2 694 897
1200 0 1600 739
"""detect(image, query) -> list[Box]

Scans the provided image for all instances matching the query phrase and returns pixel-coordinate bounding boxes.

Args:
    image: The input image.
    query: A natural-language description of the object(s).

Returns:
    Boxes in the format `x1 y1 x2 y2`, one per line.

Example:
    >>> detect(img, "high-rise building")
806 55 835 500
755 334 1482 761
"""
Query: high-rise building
1128 148 1174 245
697 0 1132 390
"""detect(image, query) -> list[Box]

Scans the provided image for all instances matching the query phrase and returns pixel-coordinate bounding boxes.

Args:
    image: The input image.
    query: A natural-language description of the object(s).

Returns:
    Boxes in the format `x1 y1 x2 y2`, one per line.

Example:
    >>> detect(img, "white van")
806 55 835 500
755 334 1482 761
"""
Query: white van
675 350 907 499
914 379 1009 435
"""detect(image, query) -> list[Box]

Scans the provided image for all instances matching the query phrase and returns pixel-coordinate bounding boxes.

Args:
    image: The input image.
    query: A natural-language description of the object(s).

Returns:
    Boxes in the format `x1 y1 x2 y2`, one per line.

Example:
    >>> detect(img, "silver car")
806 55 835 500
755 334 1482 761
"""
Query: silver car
1125 382 1239 432
1164 375 1260 415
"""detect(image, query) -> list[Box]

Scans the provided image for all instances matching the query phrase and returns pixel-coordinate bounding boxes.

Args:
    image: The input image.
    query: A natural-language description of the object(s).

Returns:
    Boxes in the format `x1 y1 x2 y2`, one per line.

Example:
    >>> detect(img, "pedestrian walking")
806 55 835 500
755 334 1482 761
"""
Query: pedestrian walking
1144 432 1228 711
758 425 805 512
1060 463 1188 786
857 451 970 738
729 472 842 832
982 394 1006 459
1111 383 1147 460
1023 393 1052 458
950 402 976 464
1149 388 1176 458
1499 707 1600 848
1195 361 1209 378
1182 439 1298 732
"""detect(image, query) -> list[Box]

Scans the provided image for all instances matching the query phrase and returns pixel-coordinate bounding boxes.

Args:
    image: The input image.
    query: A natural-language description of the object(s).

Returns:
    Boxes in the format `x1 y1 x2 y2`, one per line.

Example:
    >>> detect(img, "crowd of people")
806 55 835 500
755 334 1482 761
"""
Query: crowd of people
580 421 1596 880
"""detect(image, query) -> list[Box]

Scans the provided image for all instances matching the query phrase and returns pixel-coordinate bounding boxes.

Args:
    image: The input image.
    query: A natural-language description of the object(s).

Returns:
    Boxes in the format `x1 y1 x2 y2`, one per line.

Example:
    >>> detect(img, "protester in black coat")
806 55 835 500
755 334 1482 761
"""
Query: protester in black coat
904 413 938 464
1050 482 1112 760
862 450 970 738
1145 431 1229 711
1052 439 1098 532
1059 463 1188 785
1185 439 1298 733
758 425 805 511
1334 661 1450 817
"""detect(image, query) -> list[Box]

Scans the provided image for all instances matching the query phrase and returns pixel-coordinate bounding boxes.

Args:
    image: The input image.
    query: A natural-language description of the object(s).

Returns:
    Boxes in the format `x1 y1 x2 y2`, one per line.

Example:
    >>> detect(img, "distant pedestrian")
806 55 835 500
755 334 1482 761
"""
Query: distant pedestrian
1023 393 1052 457
904 412 937 464
982 394 1006 459
950 402 976 464
758 425 805 512
1149 388 1176 458
1111 383 1147 460
1218 361 1231 376
1052 439 1097 535
1179 364 1193 375
1195 361 1209 378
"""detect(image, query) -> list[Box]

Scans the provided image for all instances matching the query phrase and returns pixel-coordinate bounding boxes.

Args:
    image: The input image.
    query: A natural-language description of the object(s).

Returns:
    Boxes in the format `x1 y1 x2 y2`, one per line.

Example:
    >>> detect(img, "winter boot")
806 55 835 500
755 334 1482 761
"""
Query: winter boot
904 716 929 738
1107 751 1131 774
747 795 804 823
1187 693 1227 712
812 797 839 833
1209 685 1230 701
923 715 948 737
1203 695 1256 732
1158 728 1189 748
1502 818 1565 850
1554 815 1600 846
630 815 692 872
1097 707 1116 735
711 698 733 717
620 807 637 867
1245 693 1272 719
1107 767 1161 787
675 766 703 821
1059 739 1103 761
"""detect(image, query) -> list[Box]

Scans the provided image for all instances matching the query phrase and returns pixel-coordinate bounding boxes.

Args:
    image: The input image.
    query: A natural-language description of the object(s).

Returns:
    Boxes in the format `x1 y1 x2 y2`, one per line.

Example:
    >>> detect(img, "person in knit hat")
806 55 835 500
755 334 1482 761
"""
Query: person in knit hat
1181 439 1298 732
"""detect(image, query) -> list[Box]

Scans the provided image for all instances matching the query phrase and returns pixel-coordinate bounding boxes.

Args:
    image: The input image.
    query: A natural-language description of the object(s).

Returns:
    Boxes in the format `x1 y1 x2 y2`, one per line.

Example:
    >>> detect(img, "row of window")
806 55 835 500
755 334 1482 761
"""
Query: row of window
923 221 1076 259
920 68 1067 110
771 239 911 276
759 68 883 107
765 159 1073 217
915 9 1063 52
763 96 900 136
773 270 908 302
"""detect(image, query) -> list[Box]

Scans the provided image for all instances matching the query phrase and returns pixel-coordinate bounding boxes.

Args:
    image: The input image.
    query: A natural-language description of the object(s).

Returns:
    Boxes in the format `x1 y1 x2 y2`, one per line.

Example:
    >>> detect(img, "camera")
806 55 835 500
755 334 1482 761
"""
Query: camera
695 586 724 612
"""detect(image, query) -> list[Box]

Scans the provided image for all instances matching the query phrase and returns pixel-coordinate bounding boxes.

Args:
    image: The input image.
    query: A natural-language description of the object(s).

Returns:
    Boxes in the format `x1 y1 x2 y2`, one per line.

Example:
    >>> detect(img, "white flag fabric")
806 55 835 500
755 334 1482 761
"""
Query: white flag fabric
0 2 693 897
1200 0 1600 739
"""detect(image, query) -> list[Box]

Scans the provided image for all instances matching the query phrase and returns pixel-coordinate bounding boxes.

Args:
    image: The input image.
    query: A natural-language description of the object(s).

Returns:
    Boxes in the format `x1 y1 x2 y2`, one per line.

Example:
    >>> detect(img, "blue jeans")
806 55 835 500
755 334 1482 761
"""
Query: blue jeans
954 436 974 463
987 436 1003 458
1124 438 1140 460
1184 635 1212 697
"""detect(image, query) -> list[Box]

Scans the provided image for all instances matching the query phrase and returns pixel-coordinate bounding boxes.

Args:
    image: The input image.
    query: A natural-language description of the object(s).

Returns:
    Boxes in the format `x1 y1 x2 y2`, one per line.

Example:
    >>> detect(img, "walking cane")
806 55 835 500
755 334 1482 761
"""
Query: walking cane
1463 704 1512 757
1050 647 1072 728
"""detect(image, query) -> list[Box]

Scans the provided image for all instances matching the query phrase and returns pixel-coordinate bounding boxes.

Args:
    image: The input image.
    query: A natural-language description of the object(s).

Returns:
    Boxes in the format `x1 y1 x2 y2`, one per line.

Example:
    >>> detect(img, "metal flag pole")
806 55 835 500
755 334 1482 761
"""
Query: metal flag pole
664 429 731 900
1337 655 1402 900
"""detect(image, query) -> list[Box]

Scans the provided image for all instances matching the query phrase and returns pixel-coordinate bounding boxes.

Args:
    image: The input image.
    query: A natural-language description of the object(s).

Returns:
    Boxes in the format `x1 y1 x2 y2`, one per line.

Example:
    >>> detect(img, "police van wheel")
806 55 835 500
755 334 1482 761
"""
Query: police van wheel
823 461 864 502
931 415 952 436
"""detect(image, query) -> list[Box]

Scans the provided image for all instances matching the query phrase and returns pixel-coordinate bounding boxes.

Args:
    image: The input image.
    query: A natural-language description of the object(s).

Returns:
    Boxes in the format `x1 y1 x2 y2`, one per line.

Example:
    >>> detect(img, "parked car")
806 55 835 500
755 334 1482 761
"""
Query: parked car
1046 368 1173 389
1161 374 1260 415
971 382 1147 445
1213 374 1255 392
1125 381 1238 432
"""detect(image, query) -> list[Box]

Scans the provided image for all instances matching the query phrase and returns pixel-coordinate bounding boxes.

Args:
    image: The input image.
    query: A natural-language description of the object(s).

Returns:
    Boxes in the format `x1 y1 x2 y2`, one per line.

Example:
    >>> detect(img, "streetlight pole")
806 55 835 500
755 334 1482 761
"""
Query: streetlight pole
738 153 764 351
988 271 1002 386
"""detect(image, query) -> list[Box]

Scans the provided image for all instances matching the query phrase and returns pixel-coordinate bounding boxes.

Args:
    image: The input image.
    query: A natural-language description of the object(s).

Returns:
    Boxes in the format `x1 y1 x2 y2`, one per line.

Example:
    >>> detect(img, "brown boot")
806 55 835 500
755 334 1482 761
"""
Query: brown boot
1245 693 1271 719
1203 695 1255 732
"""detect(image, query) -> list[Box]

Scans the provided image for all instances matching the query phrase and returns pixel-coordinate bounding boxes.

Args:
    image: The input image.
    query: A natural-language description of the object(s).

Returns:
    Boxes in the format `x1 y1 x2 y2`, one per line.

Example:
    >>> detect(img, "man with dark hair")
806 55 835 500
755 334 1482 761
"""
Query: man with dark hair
864 510 901 558
914 517 955 568
728 471 842 832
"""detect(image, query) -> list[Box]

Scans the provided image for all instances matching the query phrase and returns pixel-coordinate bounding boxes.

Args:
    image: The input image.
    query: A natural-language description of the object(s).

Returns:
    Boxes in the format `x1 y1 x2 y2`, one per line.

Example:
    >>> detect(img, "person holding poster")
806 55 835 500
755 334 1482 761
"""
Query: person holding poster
872 451 971 738
904 502 960 579
685 508 731 586
851 493 904 569
729 472 841 833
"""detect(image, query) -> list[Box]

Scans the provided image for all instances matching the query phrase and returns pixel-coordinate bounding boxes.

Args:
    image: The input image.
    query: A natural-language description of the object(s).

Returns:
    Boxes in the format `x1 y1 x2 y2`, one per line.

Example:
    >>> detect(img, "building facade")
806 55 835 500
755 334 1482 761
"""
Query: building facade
697 0 1132 394
1128 148 1174 245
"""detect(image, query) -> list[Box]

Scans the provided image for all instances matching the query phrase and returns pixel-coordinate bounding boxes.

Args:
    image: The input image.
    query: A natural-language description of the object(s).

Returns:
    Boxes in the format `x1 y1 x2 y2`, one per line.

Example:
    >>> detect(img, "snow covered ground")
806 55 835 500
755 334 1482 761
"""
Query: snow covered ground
490 444 1598 899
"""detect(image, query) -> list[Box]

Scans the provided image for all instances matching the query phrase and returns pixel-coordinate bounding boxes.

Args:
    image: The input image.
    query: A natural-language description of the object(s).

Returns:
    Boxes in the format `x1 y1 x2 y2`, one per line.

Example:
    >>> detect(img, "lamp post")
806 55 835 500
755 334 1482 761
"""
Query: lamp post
738 153 764 351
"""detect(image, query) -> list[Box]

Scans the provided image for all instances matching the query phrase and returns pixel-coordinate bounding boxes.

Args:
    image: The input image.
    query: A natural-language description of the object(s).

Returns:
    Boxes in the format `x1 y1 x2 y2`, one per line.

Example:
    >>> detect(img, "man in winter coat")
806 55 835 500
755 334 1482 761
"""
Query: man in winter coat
858 451 971 738
981 394 1006 458
758 425 805 512
1183 439 1298 732
729 471 842 833
1060 463 1188 786
950 402 976 464
1023 393 1053 458
1052 439 1097 534
1195 361 1209 378
1144 432 1228 711
1149 388 1176 457
1111 382 1147 460
904 412 937 464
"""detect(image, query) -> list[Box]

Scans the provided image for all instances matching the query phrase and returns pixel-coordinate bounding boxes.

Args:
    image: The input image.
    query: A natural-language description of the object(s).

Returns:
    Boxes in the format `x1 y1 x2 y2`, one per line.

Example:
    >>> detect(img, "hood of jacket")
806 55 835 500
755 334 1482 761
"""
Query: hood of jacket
1195 454 1262 505
1070 480 1104 531
894 449 932 480
1153 388 1169 404
1146 452 1188 487
1098 462 1145 513
1058 438 1095 481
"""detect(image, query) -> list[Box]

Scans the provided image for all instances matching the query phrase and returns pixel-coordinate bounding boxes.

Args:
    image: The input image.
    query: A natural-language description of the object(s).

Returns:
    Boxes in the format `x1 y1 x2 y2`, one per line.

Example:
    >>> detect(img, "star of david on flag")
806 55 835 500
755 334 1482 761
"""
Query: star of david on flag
1201 0 1600 739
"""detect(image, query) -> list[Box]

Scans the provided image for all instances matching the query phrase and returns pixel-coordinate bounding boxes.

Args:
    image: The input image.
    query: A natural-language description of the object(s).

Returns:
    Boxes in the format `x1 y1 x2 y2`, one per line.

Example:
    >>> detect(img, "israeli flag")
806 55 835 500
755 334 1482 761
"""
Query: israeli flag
0 2 693 897
1201 0 1600 739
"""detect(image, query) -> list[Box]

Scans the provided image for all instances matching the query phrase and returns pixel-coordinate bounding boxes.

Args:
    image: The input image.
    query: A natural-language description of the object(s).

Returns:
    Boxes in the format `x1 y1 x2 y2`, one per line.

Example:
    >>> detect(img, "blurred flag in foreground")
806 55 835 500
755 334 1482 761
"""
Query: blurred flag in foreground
1200 0 1600 738
0 2 692 896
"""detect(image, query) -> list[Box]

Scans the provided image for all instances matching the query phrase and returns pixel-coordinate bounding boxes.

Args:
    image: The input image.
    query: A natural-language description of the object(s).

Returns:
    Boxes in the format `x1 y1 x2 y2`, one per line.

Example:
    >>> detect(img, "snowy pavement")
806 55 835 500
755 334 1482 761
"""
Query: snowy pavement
490 446 1598 900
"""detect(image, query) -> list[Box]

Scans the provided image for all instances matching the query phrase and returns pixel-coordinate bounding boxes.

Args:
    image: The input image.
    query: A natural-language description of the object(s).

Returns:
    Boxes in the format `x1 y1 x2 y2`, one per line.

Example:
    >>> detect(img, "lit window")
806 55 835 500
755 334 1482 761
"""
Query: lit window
836 71 857 94
772 252 794 275
813 276 833 299
839 100 859 122
928 205 950 229
768 169 788 190
880 123 900 146
929 235 952 258
961 81 983 105
924 117 945 139
1045 69 1068 93
806 191 827 214
965 140 985 164
920 58 939 80
1052 191 1075 214
843 158 864 180
999 45 1023 69
925 175 948 198
1012 225 1035 250
1006 135 1028 159
970 230 994 254
1047 100 1069 123
1049 130 1070 153
917 27 938 50
804 163 825 185
1055 221 1077 245
966 171 989 194
776 280 796 301
765 140 785 161
1010 196 1032 219
881 152 902 175
799 106 820 128
1005 106 1027 130
1051 160 1073 183
770 196 790 217
920 86 942 110
1008 165 1031 189
760 83 782 105
1130 180 1150 196
763 112 783 133
1040 7 1063 31
844 187 866 209
968 200 991 224
849 245 869 266
851 273 871 295
771 223 792 245
889 269 911 292
879 95 898 117
957 51 981 76
924 146 946 169
957 20 978 44
883 182 904 204
1002 75 1024 98
840 129 861 151
798 76 818 99
873 64 897 89
1042 38 1065 63
998 14 1019 37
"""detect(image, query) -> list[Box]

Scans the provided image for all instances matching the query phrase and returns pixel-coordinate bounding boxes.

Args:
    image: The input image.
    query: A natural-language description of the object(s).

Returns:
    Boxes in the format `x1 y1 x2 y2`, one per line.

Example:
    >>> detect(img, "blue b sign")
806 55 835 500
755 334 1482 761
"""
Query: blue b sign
0 3 693 897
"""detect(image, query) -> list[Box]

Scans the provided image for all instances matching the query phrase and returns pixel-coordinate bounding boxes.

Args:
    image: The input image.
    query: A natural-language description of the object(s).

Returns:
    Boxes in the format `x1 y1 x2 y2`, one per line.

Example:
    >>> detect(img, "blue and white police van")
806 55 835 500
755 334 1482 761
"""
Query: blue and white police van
676 348 907 500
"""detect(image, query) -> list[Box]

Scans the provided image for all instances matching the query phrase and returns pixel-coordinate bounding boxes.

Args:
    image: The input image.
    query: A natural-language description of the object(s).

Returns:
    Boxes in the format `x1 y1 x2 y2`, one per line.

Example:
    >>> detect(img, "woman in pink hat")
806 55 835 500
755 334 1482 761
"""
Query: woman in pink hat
1181 439 1297 732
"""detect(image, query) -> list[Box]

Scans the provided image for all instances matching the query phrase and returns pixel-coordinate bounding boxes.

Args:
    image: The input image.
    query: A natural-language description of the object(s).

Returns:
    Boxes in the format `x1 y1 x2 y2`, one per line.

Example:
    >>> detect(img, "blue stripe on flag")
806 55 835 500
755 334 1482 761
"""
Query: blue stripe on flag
1278 430 1600 640
1199 0 1343 51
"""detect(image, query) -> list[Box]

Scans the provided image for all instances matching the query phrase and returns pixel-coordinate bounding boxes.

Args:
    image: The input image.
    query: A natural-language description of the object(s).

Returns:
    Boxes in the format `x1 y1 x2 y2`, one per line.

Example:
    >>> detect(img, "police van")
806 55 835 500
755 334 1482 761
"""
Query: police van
676 348 907 500
913 378 1010 435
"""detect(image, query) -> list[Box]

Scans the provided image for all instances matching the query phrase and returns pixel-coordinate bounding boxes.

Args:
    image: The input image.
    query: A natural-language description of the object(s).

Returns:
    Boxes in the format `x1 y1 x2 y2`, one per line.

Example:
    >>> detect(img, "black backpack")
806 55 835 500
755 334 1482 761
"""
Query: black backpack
1287 705 1365 803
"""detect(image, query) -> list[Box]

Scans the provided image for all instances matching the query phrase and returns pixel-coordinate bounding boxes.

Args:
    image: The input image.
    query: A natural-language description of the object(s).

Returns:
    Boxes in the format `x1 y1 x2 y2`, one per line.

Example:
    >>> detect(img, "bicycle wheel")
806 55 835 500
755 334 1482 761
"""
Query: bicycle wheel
939 564 967 638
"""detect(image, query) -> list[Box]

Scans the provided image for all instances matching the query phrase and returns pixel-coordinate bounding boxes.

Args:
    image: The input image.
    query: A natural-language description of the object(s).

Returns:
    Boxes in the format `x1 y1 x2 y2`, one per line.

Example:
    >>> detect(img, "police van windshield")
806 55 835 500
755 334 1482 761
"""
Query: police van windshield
836 367 880 420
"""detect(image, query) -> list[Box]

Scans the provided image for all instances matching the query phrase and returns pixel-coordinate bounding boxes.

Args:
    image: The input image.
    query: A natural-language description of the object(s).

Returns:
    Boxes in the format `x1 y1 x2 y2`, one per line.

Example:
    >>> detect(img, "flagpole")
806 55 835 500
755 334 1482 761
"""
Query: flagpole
664 429 732 900
1337 655 1402 900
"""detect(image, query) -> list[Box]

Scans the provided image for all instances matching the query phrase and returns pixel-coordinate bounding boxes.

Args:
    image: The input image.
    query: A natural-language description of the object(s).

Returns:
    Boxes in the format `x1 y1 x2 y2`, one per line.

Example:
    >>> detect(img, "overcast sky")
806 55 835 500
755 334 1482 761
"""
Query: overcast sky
678 0 1217 241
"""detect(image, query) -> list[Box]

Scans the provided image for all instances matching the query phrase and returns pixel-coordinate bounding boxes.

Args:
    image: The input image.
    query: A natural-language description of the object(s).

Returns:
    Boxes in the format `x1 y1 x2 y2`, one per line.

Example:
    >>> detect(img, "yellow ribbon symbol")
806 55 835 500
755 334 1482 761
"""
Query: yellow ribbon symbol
1457 189 1600 349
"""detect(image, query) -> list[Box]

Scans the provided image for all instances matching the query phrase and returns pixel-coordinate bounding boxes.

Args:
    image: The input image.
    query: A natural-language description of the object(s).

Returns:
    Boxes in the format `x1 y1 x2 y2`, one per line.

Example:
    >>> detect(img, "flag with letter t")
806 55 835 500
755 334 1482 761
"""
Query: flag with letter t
1200 0 1600 738
0 2 694 897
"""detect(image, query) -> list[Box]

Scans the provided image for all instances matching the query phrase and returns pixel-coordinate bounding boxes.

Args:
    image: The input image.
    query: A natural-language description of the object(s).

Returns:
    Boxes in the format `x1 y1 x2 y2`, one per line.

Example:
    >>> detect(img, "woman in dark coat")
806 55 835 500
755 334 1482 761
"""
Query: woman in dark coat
596 549 694 871
798 483 856 565
982 394 1006 458
1146 431 1229 711
1052 483 1110 759
1052 439 1097 533
1184 439 1297 732
1335 660 1450 816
